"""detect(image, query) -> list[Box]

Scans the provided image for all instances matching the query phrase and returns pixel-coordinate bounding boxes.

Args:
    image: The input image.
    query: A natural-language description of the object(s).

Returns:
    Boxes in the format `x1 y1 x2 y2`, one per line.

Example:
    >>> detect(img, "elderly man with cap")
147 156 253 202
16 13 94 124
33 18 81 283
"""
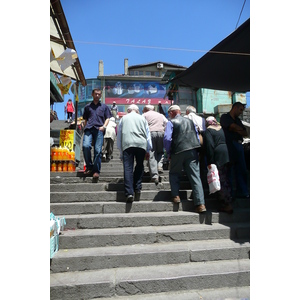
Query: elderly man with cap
117 104 152 202
110 101 118 118
163 105 206 213
185 105 206 133
142 104 168 183
102 116 117 162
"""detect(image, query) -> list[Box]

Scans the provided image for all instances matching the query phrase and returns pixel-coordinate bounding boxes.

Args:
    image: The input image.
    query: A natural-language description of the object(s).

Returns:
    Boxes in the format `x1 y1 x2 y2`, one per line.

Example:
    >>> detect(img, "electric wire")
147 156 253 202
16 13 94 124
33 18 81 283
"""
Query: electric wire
235 0 247 29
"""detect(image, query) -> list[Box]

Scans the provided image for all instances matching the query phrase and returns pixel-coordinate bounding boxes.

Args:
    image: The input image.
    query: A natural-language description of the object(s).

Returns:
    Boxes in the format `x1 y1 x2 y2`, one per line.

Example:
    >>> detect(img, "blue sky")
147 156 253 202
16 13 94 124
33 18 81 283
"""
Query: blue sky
53 0 250 120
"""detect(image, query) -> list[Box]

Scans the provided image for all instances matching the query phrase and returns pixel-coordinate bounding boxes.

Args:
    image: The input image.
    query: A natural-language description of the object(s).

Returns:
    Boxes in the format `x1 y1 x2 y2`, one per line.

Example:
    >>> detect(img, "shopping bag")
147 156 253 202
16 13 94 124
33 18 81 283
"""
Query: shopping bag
207 164 221 194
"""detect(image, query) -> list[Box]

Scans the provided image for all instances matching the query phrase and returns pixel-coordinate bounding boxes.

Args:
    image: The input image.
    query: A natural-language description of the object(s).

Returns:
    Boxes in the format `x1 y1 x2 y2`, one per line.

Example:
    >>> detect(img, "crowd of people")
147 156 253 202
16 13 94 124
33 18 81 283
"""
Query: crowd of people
80 88 249 214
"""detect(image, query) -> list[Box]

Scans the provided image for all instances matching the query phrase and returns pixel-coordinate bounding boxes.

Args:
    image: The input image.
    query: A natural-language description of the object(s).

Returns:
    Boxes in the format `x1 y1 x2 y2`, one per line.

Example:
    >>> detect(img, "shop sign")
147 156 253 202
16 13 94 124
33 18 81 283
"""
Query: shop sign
59 130 74 151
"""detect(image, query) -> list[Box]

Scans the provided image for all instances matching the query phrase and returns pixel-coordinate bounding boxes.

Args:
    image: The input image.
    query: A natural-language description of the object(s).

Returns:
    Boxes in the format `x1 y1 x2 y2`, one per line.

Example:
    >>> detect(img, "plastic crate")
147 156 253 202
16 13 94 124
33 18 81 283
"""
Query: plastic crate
50 234 59 259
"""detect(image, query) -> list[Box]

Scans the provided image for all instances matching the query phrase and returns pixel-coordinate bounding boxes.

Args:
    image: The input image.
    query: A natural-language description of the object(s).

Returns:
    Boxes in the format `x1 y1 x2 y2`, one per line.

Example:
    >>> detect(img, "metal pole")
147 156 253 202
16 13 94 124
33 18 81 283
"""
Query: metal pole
74 82 79 131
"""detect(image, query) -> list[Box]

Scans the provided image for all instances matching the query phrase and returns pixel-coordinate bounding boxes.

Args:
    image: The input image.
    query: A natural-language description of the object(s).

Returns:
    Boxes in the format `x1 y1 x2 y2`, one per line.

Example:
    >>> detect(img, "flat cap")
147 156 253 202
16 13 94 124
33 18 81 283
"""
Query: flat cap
168 105 181 112
145 104 155 110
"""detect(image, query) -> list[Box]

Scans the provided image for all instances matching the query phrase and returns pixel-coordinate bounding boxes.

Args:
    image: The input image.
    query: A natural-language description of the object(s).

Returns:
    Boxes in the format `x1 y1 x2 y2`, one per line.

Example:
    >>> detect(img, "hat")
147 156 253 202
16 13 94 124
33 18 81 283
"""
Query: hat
206 116 216 122
145 104 154 111
168 105 181 112
206 116 219 126
127 104 139 112
113 101 116 103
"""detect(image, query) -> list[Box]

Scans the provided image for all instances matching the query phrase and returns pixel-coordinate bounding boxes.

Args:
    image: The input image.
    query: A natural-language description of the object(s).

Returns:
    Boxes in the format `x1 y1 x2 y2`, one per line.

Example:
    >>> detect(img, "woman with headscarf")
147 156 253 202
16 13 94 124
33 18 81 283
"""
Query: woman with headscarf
203 116 233 213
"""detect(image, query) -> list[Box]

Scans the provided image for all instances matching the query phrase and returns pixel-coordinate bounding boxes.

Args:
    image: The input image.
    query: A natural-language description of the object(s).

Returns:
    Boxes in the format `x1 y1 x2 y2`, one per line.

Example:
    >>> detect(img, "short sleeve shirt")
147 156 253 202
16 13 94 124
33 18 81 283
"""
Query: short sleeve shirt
83 101 112 130
220 113 245 143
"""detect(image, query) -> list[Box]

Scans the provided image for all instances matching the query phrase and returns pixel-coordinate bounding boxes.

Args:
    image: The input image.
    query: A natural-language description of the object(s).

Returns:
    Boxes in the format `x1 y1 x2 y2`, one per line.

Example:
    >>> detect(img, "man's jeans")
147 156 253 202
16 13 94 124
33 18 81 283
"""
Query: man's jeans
229 141 249 197
123 147 146 197
82 127 104 174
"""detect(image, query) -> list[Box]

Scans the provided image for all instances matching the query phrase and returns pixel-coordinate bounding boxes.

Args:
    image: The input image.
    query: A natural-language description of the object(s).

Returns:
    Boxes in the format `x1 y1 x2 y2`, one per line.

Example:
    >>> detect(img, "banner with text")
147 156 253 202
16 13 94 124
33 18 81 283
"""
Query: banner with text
105 80 172 105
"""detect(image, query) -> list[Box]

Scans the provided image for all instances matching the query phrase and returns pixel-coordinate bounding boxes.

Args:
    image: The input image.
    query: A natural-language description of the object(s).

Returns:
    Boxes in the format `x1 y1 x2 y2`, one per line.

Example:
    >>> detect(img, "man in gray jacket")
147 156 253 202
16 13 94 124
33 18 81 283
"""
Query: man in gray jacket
117 104 152 202
164 105 206 213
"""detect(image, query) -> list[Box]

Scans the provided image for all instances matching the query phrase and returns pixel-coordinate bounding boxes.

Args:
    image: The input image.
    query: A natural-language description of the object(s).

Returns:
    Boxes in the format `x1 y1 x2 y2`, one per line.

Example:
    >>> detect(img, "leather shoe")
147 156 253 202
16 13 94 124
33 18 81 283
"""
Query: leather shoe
150 177 159 184
83 169 93 176
134 191 141 201
126 195 133 203
93 172 99 179
195 204 206 213
220 203 233 214
172 196 181 203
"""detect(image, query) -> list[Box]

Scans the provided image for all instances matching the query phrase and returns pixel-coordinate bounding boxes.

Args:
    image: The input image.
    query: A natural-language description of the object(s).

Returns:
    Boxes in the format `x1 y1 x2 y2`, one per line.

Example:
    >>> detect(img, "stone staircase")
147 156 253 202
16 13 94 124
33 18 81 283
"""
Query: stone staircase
50 142 250 300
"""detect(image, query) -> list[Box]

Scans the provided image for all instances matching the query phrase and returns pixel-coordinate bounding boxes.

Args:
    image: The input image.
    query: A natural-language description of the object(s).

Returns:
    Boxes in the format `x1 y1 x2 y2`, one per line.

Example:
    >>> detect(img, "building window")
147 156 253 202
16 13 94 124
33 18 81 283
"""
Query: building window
145 71 151 76
139 71 144 75
155 71 160 77
134 71 139 76
129 70 134 75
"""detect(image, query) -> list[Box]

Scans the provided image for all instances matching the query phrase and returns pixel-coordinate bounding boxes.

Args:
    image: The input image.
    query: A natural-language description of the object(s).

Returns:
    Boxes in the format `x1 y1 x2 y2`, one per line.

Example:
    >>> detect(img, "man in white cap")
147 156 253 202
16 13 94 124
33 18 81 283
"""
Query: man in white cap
163 105 206 213
117 104 152 202
102 116 117 162
142 104 168 183
110 101 118 118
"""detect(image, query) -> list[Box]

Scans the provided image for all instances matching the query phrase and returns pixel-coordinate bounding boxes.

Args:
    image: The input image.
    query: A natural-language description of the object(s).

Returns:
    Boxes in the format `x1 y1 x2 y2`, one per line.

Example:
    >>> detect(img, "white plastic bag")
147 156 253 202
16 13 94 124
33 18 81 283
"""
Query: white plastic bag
207 164 221 194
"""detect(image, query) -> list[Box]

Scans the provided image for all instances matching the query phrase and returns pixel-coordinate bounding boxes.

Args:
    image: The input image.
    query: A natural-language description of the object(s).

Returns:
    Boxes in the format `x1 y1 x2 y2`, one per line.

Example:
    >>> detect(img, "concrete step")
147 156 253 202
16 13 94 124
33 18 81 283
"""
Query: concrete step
58 223 250 249
50 200 249 219
50 259 250 300
50 238 250 273
50 190 193 203
50 181 192 192
50 190 250 208
95 286 250 300
50 172 171 182
57 210 250 229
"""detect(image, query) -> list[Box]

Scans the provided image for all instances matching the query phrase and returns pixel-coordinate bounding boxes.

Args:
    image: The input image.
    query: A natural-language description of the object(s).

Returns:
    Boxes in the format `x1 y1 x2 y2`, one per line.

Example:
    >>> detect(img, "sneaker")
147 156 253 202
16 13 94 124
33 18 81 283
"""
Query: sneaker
172 196 181 203
195 204 206 213
126 195 134 203
134 190 141 201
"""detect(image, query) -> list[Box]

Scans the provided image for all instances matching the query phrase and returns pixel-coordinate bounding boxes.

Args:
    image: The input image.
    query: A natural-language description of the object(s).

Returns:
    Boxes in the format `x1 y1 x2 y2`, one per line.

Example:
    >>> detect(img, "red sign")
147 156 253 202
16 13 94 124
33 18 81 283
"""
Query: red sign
105 98 172 105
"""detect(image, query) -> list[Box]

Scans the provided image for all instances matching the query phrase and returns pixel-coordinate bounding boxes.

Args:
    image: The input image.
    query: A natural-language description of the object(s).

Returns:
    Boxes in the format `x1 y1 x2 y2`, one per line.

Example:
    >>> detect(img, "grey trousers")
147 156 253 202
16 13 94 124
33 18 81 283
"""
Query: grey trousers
169 149 205 206
148 131 164 179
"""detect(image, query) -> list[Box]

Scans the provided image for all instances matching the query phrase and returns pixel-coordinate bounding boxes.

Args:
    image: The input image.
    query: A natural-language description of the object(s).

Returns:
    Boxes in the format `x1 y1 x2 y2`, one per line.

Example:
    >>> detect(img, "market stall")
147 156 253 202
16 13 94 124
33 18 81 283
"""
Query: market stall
50 0 86 172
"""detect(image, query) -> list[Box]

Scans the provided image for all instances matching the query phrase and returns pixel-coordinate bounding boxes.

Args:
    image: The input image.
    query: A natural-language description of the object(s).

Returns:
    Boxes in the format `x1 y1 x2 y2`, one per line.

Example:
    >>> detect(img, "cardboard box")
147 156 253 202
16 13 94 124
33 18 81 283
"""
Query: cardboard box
50 234 59 259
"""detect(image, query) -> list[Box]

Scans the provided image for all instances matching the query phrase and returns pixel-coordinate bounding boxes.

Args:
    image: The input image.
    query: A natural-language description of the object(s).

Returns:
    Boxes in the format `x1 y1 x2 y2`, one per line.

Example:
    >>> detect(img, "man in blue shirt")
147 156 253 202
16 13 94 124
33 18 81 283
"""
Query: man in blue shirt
82 88 112 179
164 105 206 213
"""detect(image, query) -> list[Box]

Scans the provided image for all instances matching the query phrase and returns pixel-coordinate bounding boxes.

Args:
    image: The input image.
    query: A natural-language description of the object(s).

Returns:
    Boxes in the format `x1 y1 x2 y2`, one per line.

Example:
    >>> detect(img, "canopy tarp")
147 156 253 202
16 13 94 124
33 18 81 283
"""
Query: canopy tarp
50 0 86 86
170 18 250 92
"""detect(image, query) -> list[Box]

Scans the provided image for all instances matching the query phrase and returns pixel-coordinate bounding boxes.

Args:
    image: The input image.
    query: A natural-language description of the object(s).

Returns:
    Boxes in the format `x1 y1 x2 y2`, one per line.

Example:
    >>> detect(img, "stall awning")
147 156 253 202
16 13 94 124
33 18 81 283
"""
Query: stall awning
170 18 250 92
50 0 86 86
